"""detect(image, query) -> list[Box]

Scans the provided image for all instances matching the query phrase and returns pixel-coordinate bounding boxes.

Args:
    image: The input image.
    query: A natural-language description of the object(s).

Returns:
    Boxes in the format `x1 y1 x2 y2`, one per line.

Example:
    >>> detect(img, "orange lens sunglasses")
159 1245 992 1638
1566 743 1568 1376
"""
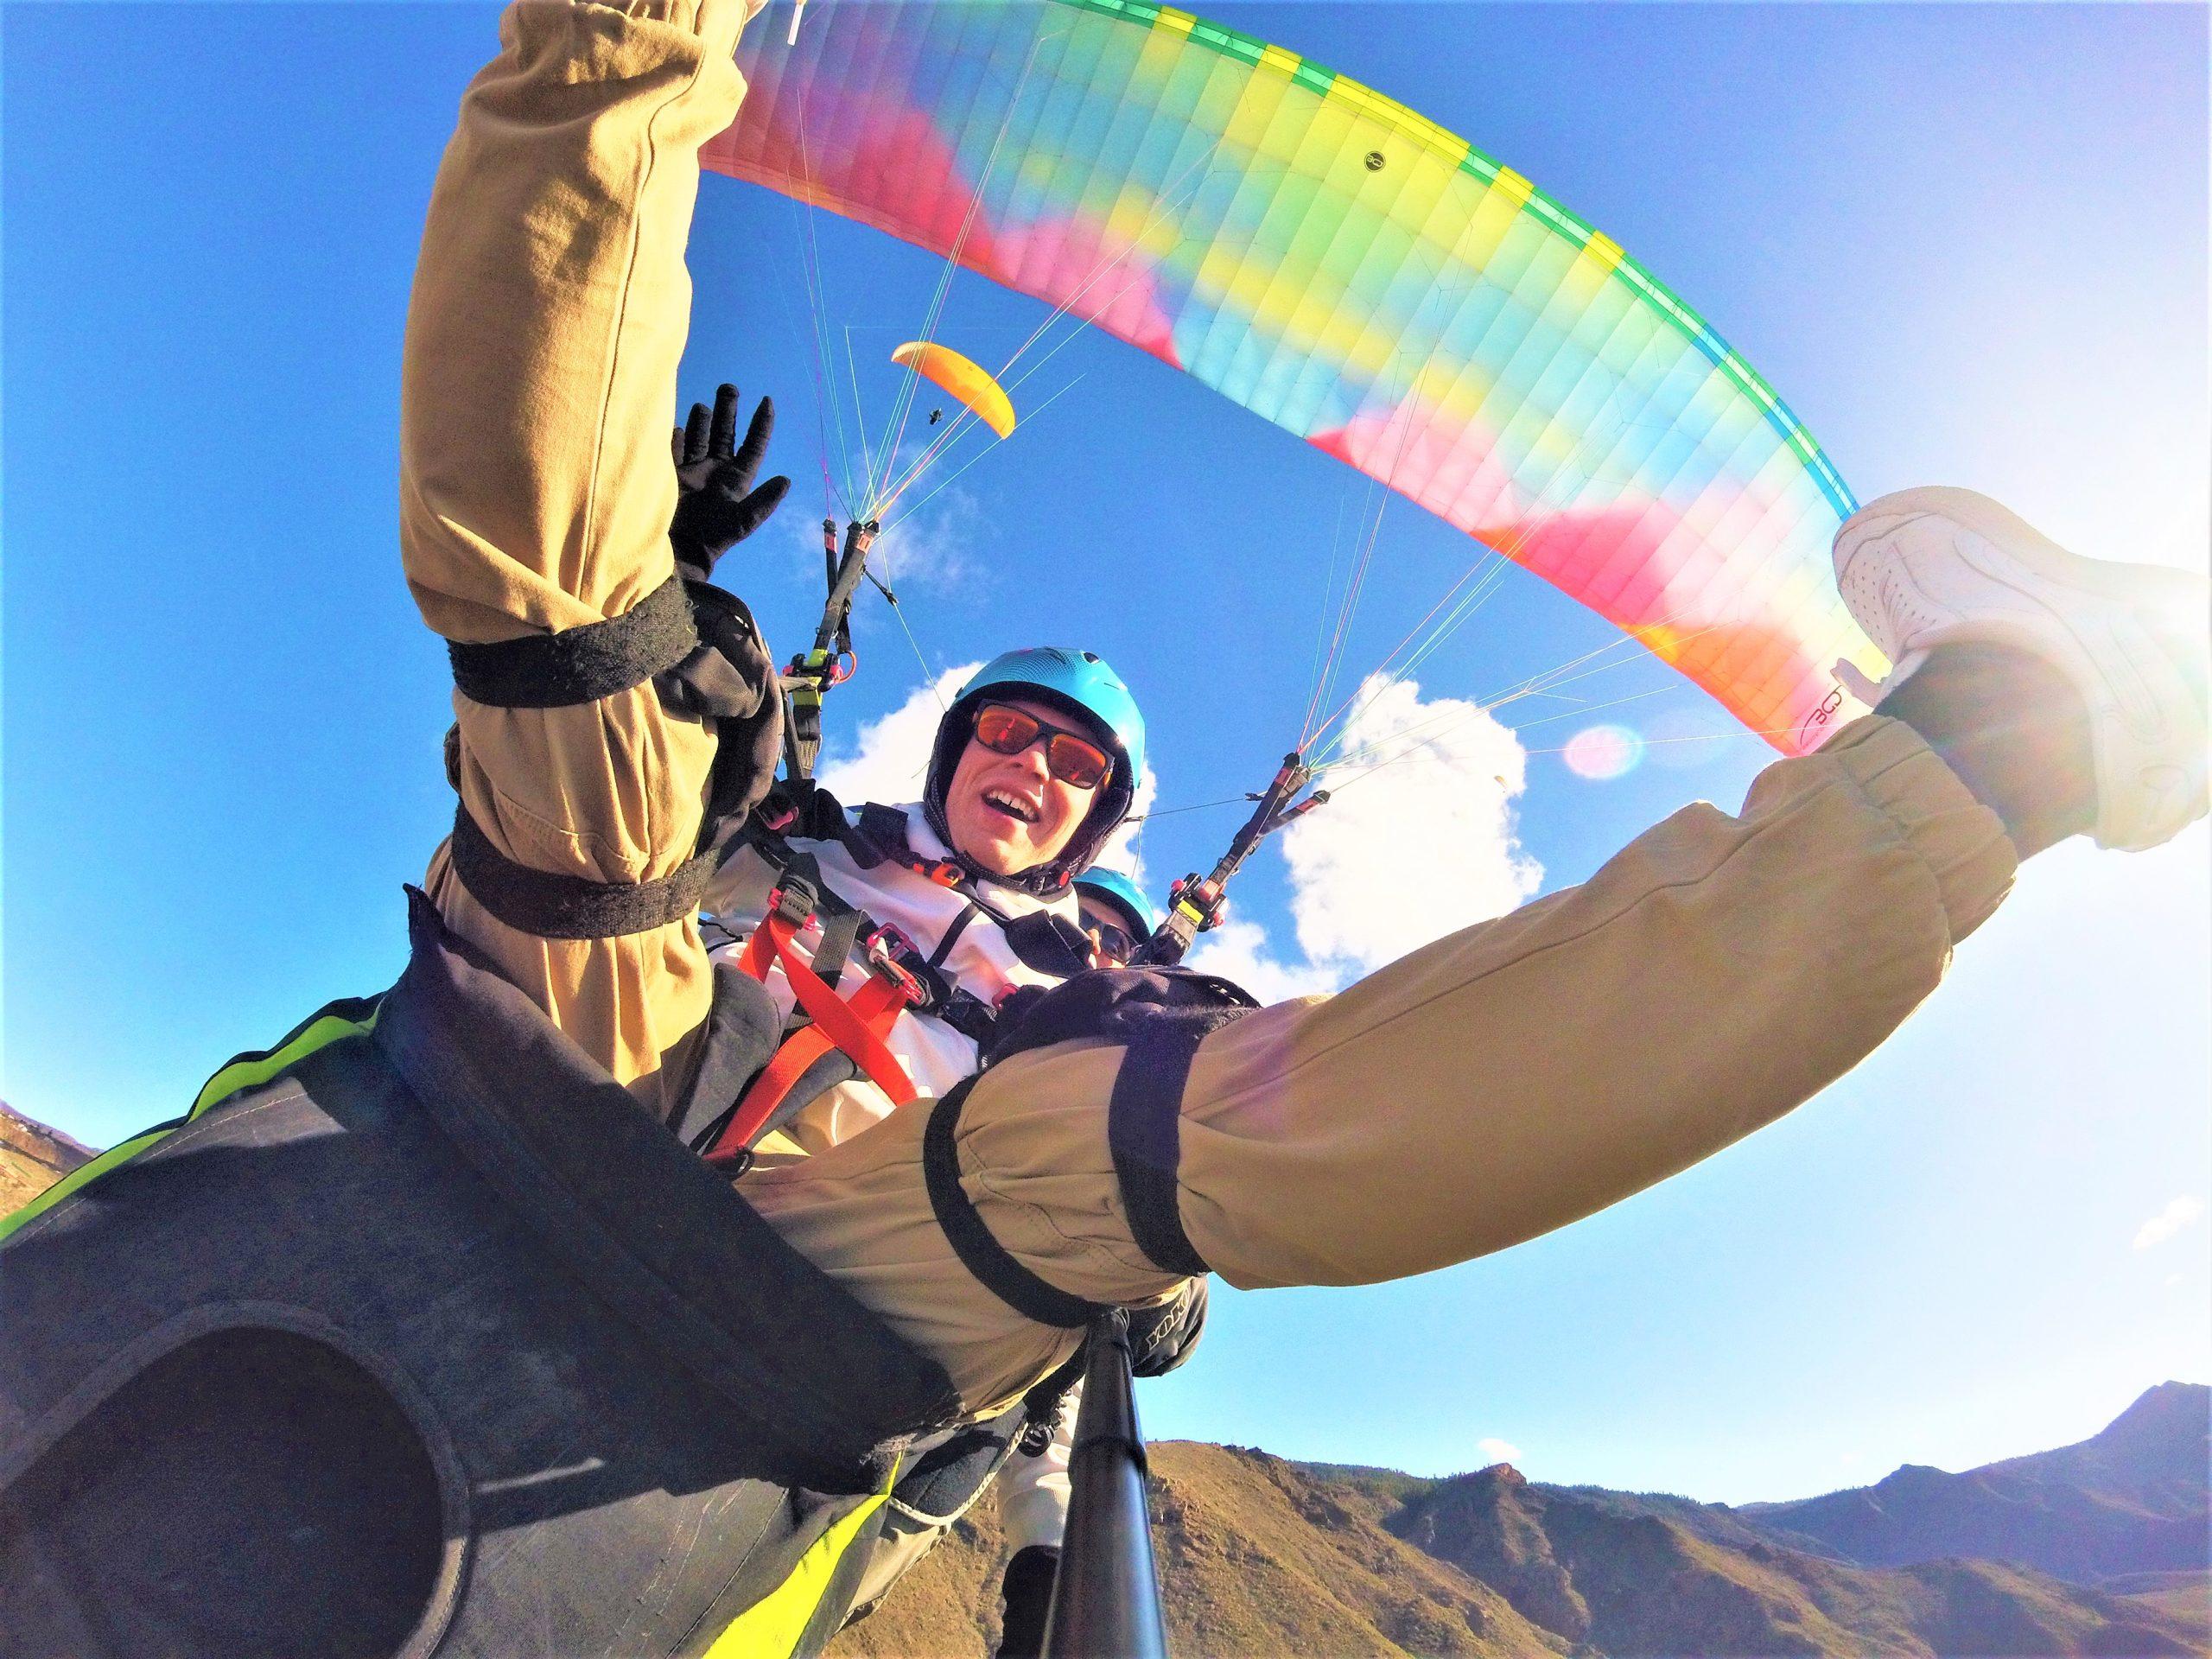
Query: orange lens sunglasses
971 702 1112 790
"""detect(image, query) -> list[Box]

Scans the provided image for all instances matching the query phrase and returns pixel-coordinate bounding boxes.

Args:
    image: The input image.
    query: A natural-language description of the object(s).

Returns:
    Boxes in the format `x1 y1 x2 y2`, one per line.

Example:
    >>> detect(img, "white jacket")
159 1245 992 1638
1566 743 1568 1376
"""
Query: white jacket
700 799 1084 1553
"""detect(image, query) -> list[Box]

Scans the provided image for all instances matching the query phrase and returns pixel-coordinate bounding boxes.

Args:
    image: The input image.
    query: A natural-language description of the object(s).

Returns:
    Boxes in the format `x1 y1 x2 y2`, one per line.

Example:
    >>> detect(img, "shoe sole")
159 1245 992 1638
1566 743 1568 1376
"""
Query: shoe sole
1836 485 2209 847
1838 486 2201 718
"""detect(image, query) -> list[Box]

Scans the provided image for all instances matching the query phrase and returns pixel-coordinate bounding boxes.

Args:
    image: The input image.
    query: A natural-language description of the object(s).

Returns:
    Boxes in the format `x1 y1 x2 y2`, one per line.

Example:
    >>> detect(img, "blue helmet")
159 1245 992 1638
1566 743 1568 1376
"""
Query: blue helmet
1074 867 1161 938
924 646 1147 892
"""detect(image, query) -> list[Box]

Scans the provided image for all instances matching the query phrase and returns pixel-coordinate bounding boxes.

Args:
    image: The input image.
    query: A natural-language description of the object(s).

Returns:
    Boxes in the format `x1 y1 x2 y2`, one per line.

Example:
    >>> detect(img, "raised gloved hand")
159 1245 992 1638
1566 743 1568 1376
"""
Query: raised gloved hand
653 383 791 846
671 383 791 582
994 1544 1060 1659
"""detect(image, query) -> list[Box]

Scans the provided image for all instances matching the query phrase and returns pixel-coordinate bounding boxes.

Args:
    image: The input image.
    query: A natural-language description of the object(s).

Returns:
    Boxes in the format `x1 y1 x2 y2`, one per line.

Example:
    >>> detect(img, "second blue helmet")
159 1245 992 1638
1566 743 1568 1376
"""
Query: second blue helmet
1073 866 1161 938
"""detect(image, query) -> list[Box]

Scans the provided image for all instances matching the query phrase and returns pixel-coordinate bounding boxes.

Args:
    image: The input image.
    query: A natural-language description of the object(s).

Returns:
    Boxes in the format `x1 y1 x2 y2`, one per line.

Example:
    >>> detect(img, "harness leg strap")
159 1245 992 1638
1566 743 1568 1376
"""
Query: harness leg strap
1106 1018 1218 1279
922 1009 1234 1326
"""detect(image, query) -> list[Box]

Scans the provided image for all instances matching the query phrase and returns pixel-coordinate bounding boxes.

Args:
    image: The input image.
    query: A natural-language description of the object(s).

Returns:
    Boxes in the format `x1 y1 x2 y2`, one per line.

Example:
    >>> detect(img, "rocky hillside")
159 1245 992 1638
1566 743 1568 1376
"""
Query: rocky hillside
1389 1459 2200 1658
831 1389 2209 1657
831 1441 1560 1659
0 1101 92 1214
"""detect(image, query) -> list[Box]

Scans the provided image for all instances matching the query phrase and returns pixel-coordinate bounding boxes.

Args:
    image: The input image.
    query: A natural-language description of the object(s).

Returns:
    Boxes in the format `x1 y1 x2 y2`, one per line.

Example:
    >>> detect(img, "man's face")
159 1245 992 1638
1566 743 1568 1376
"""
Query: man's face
1077 893 1141 966
943 697 1105 879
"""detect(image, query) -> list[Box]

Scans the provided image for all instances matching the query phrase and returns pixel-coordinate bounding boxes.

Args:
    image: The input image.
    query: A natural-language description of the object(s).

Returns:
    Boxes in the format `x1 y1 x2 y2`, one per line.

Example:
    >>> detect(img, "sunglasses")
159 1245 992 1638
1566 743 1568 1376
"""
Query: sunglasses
971 702 1113 791
1084 918 1139 966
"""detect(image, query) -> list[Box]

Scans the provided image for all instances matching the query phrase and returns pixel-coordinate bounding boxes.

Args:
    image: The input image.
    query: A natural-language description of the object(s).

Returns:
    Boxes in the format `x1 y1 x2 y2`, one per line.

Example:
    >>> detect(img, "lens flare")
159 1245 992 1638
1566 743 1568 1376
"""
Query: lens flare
1563 723 1646 781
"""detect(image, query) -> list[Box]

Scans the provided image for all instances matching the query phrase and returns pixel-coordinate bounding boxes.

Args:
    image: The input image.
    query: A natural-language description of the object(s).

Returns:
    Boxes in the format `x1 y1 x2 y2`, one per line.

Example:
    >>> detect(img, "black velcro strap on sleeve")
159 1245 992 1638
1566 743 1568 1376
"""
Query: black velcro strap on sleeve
1107 1015 1220 1278
448 804 717 940
924 1078 1101 1330
448 575 698 709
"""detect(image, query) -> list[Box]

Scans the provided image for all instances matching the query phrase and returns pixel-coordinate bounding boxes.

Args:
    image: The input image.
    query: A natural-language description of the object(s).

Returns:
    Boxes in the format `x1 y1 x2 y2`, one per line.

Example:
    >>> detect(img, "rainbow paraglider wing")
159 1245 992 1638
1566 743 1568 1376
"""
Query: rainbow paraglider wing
706 0 1886 753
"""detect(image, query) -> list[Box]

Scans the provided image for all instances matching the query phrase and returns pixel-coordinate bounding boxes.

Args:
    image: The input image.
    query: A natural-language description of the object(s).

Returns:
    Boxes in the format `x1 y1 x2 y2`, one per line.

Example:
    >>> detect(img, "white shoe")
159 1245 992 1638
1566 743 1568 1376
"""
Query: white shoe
1834 486 2209 850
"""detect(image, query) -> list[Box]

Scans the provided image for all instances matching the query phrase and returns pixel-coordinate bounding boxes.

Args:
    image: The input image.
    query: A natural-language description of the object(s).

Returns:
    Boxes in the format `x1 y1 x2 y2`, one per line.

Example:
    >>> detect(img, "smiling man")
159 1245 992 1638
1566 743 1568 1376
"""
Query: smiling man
943 696 1119 880
692 645 1153 1644
696 645 1145 1161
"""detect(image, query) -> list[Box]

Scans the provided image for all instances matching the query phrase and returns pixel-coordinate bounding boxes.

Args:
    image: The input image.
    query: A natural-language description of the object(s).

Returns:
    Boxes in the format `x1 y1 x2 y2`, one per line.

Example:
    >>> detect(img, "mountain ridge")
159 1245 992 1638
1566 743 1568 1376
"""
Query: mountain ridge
830 1385 2209 1657
1737 1380 2210 1584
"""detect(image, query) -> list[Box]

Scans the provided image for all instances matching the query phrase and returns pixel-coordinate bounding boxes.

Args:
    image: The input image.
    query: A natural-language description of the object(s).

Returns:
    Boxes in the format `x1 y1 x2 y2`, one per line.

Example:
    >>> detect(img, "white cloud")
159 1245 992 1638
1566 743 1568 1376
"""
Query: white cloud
815 663 980 809
868 482 983 592
822 668 1541 1008
2132 1195 2206 1251
778 480 982 605
1476 1437 1522 1465
1183 918 1344 1005
1172 672 1540 1004
1284 672 1541 976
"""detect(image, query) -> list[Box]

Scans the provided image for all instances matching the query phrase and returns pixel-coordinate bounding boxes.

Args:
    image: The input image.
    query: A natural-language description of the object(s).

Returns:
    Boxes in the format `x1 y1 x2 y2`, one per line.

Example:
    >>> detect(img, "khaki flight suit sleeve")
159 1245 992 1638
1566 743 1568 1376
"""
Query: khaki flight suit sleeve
398 0 757 1109
744 717 2018 1411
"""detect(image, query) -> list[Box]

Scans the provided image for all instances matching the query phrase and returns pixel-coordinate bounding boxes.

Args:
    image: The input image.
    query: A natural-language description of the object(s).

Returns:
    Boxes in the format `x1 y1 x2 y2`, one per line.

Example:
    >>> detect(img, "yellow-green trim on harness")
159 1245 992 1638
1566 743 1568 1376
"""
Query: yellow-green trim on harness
190 1003 383 1115
0 997 382 1244
702 1463 899 1659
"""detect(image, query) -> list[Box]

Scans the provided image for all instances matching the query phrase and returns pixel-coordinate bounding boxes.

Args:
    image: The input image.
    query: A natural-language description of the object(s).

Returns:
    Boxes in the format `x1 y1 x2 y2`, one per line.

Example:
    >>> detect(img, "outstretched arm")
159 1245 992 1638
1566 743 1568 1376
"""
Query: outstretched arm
399 0 761 1108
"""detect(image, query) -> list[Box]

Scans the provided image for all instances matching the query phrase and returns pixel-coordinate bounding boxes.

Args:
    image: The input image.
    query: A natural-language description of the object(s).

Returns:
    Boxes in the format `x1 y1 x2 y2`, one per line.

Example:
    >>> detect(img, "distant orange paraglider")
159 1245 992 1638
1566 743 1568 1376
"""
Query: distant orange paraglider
890 341 1015 439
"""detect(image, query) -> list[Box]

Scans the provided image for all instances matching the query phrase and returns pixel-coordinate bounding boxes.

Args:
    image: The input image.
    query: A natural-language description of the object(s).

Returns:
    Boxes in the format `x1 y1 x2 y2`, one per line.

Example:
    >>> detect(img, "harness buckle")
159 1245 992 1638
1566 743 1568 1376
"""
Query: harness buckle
862 923 931 1005
766 874 818 928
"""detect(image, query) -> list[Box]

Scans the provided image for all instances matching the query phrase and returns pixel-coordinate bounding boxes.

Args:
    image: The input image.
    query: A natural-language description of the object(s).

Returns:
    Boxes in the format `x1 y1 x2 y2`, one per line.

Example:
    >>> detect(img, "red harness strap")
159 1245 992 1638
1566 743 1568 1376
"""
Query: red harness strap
707 905 924 1165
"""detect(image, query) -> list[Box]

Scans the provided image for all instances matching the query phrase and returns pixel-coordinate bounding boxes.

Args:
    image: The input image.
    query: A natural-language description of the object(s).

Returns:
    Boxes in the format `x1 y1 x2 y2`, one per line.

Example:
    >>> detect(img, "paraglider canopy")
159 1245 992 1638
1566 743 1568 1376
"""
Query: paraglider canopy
890 341 1015 440
707 0 1885 755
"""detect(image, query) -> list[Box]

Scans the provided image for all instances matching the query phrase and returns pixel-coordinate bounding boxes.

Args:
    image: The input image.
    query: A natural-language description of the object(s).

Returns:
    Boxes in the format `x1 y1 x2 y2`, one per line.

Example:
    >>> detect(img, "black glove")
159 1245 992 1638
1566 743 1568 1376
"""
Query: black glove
994 1544 1060 1659
652 382 791 847
670 383 791 582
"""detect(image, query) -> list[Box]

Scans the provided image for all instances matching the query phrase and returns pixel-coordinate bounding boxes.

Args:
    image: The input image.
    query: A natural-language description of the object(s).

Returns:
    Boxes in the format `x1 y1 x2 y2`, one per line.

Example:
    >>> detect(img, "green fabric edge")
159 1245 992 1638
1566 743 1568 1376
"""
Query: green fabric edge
0 1002 381 1245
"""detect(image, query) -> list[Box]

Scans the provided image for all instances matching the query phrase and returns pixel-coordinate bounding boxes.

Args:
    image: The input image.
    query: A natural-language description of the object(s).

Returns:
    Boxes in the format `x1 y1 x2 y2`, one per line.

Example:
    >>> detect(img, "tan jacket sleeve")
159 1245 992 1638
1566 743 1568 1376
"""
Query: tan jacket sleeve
745 716 2018 1410
399 0 756 1108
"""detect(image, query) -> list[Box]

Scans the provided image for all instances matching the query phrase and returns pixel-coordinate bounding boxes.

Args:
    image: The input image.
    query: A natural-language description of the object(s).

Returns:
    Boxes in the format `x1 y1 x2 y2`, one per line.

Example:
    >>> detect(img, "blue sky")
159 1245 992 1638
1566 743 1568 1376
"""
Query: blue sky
3 2 2206 1505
